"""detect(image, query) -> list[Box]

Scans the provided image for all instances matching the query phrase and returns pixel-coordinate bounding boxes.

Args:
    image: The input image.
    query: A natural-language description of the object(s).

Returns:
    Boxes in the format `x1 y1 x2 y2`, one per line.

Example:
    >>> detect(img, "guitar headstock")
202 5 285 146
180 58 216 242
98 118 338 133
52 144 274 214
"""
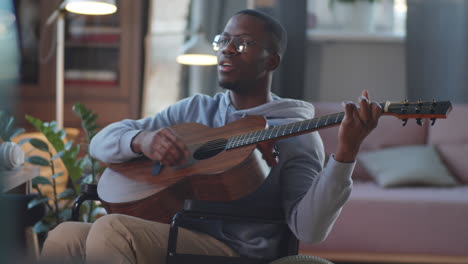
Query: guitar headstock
381 100 452 126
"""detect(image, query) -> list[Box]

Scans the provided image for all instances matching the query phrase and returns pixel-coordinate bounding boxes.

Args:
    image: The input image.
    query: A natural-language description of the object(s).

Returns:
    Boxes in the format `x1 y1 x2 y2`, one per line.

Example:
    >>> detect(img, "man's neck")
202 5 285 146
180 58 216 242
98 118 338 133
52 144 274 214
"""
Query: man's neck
228 74 274 110
229 89 272 110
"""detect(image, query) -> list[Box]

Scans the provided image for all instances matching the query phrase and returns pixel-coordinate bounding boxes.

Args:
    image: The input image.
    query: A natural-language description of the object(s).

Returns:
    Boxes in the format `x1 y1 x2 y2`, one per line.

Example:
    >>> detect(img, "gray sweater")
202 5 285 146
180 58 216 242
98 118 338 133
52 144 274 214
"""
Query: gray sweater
90 91 355 258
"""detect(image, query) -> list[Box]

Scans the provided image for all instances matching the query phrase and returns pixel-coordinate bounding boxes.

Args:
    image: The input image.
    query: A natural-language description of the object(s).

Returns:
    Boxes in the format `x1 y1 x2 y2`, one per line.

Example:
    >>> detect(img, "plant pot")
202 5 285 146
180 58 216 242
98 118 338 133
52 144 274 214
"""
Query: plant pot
333 0 377 32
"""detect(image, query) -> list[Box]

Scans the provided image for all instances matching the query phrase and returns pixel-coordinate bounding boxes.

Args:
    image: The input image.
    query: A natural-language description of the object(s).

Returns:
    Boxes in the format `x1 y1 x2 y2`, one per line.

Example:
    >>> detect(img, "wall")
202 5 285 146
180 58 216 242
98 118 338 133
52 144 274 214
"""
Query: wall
304 40 406 103
406 0 468 104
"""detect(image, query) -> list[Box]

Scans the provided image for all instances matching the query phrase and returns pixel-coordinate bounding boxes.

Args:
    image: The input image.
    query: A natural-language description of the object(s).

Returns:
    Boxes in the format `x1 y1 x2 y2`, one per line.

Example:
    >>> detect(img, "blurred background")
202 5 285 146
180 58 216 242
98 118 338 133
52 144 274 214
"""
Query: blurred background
4 0 467 128
1 0 467 263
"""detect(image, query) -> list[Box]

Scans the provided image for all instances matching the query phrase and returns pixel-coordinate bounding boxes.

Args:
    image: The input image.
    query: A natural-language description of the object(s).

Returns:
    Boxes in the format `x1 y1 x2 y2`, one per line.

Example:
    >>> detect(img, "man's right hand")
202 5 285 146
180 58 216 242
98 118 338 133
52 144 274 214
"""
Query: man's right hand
131 128 190 166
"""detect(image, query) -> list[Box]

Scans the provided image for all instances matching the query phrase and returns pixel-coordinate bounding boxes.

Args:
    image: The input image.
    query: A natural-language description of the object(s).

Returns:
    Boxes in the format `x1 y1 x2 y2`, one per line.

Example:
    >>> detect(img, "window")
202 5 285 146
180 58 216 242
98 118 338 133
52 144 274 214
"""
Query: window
307 0 407 35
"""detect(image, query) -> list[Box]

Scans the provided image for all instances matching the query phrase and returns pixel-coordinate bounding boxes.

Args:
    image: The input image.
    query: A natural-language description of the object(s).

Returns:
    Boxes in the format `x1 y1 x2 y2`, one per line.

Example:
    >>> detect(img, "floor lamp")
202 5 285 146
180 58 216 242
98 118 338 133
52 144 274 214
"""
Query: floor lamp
46 0 117 130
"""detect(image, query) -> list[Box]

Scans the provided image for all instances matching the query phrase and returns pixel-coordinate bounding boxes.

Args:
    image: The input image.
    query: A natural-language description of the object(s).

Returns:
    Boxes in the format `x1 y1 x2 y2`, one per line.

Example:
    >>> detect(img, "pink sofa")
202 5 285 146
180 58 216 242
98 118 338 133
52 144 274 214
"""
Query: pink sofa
299 103 468 264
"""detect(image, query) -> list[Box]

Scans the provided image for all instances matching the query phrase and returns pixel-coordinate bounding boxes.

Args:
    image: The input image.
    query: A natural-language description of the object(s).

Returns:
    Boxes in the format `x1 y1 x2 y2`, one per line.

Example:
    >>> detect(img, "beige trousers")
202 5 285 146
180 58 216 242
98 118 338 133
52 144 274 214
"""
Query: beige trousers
40 214 238 264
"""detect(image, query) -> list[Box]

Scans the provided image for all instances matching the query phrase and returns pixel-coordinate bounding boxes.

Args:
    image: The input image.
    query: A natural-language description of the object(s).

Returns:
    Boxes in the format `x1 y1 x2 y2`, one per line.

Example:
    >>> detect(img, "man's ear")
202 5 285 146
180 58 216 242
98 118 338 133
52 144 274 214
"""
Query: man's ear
265 53 281 71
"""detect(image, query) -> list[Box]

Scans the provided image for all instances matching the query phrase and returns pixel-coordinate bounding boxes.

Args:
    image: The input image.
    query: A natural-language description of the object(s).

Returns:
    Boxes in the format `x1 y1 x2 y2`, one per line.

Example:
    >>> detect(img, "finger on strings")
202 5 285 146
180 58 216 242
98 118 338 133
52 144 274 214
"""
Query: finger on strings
371 102 382 123
362 90 370 101
350 102 361 124
165 128 190 157
257 141 278 166
167 144 186 163
161 150 178 166
359 96 371 123
343 101 357 122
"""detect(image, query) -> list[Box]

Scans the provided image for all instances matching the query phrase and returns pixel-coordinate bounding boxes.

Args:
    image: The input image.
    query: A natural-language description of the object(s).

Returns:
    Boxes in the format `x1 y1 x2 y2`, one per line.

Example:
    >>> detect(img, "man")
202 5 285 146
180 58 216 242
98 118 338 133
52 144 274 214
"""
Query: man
41 9 381 263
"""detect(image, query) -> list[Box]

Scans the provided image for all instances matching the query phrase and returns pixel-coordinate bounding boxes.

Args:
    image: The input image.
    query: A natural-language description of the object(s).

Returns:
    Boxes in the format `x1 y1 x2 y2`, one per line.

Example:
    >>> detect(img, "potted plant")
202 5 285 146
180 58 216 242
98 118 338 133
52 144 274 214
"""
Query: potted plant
24 103 106 235
330 0 379 31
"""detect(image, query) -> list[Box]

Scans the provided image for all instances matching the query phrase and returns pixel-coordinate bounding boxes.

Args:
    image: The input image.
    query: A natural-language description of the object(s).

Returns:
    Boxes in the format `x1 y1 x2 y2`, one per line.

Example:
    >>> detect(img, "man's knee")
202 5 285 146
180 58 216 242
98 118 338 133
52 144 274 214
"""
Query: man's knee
45 221 90 248
89 214 128 234
86 214 170 263
86 214 133 246
41 221 91 262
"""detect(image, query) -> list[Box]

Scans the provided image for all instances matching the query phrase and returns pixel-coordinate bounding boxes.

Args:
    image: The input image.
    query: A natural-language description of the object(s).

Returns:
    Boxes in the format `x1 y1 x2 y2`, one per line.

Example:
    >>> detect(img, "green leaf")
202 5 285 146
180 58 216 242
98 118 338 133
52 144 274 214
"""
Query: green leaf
33 221 50 234
0 111 24 141
29 138 49 152
64 140 74 151
26 115 83 194
90 206 105 219
60 208 72 221
78 156 92 170
81 174 93 184
2 116 14 140
28 197 50 209
73 102 99 142
51 150 65 161
17 138 31 146
26 156 50 166
8 127 25 140
84 115 98 127
51 172 64 179
58 188 75 199
32 176 52 186
25 116 65 152
69 145 80 159
59 129 66 140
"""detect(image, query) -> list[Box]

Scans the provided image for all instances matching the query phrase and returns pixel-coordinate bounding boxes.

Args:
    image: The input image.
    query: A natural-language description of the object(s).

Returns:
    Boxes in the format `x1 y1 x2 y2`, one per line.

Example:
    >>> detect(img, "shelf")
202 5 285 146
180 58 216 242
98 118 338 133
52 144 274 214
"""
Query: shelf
307 29 405 43
16 0 145 129
66 42 120 48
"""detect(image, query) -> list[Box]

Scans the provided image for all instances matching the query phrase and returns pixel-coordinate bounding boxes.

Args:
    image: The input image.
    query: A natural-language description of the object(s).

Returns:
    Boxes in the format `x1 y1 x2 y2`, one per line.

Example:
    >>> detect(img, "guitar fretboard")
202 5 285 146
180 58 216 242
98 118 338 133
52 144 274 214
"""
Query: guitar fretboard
226 112 345 149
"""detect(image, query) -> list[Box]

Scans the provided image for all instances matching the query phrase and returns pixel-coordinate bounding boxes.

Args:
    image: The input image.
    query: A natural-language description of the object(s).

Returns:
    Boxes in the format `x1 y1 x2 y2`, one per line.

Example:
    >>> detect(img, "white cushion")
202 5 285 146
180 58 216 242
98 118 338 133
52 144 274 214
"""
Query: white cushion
359 145 458 188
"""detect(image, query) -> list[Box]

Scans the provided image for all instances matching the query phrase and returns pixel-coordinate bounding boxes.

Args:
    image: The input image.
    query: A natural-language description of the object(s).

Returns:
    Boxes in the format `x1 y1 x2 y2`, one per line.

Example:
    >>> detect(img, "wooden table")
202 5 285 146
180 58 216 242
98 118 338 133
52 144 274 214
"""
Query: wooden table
0 166 39 194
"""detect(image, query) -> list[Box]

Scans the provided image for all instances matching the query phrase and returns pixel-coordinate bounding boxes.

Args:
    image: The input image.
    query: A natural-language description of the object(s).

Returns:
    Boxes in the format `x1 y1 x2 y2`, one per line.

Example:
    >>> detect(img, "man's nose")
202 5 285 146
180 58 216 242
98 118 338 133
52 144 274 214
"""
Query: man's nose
221 39 238 55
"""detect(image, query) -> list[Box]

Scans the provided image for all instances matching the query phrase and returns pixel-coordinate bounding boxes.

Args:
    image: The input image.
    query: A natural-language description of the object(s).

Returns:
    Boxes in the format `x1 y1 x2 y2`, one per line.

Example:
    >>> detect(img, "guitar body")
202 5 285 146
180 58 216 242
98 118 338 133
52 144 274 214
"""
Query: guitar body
101 115 271 223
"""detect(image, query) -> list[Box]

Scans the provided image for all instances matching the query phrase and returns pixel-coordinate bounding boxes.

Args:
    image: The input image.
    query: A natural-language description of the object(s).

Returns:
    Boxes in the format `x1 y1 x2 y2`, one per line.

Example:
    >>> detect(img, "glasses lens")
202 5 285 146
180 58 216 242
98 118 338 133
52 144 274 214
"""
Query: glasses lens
213 35 230 51
212 35 248 53
212 35 222 51
232 38 247 53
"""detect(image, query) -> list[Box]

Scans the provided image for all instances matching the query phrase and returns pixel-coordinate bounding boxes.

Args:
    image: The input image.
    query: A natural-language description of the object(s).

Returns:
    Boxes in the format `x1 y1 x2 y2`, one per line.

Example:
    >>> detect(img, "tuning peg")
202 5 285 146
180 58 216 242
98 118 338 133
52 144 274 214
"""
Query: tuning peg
416 118 423 126
431 118 437 126
403 99 409 105
432 99 437 106
402 119 408 126
415 100 423 113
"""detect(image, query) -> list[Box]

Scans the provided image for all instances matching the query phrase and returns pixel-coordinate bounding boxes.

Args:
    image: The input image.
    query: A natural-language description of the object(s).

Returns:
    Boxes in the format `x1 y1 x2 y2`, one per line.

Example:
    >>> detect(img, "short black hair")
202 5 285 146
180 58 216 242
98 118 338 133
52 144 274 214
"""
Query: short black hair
233 9 287 56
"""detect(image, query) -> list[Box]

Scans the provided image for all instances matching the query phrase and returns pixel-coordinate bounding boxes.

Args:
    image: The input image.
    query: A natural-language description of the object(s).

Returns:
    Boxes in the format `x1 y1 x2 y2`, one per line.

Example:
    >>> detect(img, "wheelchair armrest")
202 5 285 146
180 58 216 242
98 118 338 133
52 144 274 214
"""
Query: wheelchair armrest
71 184 100 221
182 199 285 224
167 200 294 263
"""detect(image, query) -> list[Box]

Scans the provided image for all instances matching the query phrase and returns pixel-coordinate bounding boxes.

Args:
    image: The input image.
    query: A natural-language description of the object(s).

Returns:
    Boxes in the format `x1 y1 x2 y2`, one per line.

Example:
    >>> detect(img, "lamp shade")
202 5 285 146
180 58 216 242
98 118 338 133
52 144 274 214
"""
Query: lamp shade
176 32 217 66
65 0 117 15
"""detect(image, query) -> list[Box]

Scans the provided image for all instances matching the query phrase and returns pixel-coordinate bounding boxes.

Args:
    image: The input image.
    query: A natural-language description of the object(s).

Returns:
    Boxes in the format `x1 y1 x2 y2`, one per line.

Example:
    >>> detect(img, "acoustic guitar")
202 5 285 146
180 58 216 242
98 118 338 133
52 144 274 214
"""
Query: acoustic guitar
100 100 452 223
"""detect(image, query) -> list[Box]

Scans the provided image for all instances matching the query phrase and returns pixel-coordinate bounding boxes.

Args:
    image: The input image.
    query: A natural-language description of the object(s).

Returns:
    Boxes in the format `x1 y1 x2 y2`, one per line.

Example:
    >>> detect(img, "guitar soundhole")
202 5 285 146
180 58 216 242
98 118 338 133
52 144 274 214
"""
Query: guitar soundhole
193 138 228 160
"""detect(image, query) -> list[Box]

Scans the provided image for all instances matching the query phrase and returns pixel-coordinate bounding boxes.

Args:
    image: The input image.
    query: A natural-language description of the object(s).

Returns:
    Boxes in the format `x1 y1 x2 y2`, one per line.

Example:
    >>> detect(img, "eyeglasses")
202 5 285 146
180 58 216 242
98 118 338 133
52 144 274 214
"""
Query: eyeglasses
212 34 272 54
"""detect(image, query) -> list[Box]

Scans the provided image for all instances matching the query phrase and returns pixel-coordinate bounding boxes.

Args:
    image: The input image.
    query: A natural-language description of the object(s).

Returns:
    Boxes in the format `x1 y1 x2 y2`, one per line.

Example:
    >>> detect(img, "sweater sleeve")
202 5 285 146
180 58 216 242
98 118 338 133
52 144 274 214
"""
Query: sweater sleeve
89 98 193 163
280 132 355 244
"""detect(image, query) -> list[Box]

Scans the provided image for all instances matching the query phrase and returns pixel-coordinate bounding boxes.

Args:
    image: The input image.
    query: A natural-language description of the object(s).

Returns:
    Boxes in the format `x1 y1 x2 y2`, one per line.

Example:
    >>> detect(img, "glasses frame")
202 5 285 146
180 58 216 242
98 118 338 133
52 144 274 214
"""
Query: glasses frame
212 34 274 54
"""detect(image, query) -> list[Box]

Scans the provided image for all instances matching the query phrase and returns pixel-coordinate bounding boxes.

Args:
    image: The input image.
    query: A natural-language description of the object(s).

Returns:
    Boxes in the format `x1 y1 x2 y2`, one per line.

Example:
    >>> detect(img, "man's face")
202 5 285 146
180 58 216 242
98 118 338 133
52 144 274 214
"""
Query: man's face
217 14 273 93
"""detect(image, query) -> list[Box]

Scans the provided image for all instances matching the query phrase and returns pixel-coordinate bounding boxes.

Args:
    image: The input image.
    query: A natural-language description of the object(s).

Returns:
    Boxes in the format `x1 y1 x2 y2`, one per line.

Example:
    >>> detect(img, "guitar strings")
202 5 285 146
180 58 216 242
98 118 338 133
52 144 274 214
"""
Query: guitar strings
180 102 445 155
184 112 345 154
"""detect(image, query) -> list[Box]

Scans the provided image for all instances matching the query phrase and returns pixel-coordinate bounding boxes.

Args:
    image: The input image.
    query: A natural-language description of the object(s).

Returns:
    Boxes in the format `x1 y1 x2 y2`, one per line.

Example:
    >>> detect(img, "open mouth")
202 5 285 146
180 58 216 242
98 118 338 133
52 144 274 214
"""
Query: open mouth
219 61 235 73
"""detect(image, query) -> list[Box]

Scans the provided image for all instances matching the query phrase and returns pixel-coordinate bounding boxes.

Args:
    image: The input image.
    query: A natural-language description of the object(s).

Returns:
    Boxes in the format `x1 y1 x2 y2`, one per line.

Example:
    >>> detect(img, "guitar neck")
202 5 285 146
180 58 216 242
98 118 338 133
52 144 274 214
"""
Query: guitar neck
226 102 385 149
